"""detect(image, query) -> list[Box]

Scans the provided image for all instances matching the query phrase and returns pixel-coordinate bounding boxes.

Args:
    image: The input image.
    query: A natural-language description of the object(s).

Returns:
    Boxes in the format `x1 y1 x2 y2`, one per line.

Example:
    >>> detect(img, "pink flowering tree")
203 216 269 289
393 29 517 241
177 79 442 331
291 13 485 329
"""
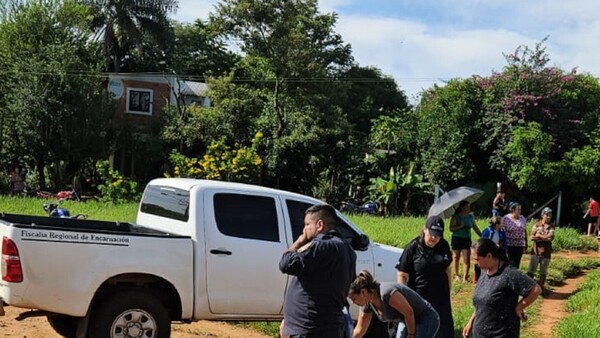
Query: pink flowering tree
479 39 600 191
415 39 600 193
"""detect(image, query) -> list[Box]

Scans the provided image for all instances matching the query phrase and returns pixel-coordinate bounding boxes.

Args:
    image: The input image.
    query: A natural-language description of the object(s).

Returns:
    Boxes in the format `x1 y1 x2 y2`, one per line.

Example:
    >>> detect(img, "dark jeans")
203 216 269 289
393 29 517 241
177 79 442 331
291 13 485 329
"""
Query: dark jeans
432 300 454 338
395 304 440 338
507 246 524 268
290 327 344 338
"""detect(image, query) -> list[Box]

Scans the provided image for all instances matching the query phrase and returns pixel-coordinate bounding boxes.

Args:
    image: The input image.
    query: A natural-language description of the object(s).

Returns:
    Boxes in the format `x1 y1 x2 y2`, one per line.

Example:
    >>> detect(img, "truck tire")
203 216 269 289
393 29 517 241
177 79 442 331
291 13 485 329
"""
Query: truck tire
47 315 78 338
89 290 170 338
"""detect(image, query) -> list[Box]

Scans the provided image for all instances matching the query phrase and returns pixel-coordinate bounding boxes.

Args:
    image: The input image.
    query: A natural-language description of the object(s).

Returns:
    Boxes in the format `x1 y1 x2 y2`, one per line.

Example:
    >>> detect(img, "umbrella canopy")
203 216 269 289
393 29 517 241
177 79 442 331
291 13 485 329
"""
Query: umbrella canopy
428 186 484 219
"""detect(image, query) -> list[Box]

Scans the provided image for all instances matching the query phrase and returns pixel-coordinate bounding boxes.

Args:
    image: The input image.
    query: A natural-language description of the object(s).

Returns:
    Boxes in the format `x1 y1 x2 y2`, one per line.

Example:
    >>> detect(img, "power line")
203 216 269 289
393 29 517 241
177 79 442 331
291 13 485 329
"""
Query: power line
0 69 447 83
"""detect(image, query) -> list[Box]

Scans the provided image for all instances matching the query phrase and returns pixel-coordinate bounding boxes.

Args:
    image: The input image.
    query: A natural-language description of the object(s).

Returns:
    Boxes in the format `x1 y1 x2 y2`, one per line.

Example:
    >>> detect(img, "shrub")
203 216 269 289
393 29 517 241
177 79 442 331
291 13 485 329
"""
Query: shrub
95 160 141 204
166 132 263 184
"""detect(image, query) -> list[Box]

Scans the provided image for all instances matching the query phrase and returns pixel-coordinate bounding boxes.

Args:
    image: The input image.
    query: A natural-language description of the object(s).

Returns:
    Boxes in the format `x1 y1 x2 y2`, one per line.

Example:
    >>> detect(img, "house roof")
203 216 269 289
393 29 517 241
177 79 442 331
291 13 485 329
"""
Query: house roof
179 81 208 97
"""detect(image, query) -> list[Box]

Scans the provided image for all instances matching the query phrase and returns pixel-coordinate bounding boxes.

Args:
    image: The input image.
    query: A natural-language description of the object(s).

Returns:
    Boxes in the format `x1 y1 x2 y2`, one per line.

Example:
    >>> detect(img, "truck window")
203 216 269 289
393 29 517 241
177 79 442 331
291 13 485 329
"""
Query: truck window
286 200 313 239
285 200 361 249
214 193 279 242
140 185 190 222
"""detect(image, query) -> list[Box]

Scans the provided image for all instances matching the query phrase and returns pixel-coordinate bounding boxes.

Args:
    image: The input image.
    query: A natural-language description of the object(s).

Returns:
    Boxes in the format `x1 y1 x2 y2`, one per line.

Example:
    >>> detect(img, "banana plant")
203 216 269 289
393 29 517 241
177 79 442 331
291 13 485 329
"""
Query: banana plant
368 163 432 215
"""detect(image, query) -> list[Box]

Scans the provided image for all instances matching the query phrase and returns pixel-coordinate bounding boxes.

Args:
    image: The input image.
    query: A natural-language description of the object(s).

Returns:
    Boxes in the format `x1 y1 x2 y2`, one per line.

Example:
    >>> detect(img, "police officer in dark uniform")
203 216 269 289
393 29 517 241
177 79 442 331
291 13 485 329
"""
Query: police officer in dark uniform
396 216 454 338
279 204 357 338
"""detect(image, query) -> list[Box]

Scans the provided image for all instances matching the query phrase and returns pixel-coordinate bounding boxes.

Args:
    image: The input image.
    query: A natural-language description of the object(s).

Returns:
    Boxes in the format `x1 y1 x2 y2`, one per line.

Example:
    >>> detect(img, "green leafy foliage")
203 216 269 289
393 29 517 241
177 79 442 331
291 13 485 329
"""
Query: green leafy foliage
552 227 599 252
479 39 600 187
562 142 600 191
166 132 263 184
83 0 177 72
131 20 239 76
209 0 360 195
367 163 432 215
506 122 555 190
340 66 411 136
415 78 485 186
95 160 141 203
0 0 116 189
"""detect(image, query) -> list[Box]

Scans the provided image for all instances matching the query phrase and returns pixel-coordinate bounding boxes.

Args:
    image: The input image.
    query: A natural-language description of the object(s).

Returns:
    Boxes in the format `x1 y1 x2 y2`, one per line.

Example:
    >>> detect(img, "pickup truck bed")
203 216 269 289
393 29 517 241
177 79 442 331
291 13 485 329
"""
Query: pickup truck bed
0 213 178 237
0 212 195 338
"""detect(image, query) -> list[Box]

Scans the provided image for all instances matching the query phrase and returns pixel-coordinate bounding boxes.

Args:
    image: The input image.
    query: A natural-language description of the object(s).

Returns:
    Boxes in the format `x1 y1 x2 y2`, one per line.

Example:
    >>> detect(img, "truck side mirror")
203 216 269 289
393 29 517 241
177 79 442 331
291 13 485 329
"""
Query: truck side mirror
355 233 370 251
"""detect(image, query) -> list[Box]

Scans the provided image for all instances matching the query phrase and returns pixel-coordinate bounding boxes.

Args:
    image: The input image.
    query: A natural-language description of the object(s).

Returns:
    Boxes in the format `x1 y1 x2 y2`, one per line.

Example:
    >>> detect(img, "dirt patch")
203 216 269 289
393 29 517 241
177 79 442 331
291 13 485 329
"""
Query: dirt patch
528 272 587 337
0 306 271 338
528 250 600 336
554 249 600 260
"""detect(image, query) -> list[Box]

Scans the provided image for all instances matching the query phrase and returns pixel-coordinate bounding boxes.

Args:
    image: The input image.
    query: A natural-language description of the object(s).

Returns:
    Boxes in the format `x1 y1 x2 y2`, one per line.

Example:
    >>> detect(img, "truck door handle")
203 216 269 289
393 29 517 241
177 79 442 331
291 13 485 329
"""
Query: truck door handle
210 249 232 255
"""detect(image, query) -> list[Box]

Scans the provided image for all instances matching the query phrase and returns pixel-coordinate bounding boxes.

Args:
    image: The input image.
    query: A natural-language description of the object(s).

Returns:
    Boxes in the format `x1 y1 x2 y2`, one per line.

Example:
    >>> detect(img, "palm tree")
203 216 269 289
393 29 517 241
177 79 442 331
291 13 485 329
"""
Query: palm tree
85 0 178 72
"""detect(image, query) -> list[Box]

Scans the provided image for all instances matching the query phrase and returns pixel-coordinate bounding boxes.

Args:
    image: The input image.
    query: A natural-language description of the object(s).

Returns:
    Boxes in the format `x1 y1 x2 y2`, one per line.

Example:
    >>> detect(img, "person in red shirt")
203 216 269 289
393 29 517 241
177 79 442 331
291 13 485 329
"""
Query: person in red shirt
583 196 600 237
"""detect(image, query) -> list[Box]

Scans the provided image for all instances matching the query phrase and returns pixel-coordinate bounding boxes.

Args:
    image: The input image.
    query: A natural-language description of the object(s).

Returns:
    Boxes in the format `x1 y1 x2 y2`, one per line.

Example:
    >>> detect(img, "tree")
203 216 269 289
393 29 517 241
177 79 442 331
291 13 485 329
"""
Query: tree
505 122 555 190
479 40 600 192
209 0 357 194
161 73 265 153
84 0 177 72
0 0 26 20
168 20 239 77
414 78 485 187
127 19 240 76
340 66 411 136
0 0 116 189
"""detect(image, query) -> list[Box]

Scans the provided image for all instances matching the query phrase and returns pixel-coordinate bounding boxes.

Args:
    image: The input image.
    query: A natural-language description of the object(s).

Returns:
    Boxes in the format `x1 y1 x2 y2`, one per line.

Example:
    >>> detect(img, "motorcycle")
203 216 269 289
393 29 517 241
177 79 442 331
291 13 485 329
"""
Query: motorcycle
43 199 87 219
340 200 380 215
37 186 81 201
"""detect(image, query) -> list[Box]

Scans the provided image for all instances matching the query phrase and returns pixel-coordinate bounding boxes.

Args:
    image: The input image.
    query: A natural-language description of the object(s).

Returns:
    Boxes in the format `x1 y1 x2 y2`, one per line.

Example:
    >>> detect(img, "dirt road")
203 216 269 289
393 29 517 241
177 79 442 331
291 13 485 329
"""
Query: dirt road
0 306 271 338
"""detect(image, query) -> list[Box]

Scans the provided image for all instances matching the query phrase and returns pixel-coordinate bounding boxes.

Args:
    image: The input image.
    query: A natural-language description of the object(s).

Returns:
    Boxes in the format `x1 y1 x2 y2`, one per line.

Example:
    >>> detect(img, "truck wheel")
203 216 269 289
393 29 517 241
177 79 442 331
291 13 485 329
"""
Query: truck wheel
89 290 170 338
47 315 78 338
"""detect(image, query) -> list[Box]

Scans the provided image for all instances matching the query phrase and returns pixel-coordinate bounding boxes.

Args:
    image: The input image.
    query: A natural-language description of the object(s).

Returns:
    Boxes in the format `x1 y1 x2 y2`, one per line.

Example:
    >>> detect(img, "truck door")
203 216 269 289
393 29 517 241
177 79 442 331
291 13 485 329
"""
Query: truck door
204 190 288 315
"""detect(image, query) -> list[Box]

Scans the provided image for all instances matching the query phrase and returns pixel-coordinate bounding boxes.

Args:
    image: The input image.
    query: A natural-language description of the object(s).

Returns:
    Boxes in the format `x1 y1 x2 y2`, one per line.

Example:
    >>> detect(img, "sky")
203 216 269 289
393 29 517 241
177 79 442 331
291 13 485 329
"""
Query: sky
172 0 600 102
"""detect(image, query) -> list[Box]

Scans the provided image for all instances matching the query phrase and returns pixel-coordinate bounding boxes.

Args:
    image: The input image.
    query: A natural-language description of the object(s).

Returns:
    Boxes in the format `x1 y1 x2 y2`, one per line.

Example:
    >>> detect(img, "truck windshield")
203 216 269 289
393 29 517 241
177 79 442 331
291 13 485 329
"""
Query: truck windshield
140 185 190 222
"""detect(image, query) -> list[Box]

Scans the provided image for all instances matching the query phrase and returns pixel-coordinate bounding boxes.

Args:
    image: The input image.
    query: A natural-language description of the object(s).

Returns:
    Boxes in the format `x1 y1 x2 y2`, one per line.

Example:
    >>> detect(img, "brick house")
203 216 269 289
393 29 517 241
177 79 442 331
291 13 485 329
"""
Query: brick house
107 73 210 179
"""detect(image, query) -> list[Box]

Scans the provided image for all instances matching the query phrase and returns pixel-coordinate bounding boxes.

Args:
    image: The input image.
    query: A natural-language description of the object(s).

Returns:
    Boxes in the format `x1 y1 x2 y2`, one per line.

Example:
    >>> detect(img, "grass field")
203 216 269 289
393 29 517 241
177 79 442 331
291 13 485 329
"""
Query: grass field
0 195 138 221
348 213 599 253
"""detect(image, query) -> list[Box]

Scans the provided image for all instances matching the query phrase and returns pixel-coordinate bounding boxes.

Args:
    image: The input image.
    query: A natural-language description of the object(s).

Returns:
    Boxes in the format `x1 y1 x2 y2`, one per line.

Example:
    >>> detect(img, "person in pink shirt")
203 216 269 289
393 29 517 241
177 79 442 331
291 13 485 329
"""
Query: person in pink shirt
502 202 527 268
583 196 600 237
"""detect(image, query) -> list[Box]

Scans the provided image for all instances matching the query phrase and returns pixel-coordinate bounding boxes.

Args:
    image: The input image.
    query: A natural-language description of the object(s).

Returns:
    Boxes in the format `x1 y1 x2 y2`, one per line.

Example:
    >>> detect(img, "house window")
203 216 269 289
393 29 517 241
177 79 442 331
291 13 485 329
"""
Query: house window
126 88 153 115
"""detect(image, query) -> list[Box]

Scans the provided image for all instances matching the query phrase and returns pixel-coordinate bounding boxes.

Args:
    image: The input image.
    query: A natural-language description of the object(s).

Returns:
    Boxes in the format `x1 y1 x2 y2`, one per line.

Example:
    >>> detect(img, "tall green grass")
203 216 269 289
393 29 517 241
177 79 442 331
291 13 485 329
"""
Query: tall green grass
0 196 138 221
349 214 599 252
347 215 424 247
552 227 599 252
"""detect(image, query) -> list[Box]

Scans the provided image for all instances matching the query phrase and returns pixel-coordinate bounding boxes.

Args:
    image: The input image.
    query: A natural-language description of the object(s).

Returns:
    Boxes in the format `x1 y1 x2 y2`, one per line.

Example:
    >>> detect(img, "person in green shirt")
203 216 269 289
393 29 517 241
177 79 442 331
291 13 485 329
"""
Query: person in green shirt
450 200 481 282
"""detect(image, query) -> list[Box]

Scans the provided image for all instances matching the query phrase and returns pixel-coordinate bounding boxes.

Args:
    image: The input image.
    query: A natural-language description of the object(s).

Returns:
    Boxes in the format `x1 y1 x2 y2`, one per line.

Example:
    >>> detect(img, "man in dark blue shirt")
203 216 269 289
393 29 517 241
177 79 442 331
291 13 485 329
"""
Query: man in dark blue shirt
279 204 357 338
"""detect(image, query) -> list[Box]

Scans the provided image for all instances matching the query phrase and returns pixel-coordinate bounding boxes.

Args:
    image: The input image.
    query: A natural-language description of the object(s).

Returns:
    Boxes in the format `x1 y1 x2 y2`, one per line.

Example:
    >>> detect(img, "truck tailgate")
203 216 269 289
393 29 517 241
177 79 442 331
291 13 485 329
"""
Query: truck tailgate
1 224 194 318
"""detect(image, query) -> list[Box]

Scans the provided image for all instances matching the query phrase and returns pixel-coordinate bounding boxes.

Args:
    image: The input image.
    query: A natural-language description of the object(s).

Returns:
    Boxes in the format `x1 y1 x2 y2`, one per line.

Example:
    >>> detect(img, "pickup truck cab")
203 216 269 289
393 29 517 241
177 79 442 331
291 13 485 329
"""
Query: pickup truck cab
1 178 402 337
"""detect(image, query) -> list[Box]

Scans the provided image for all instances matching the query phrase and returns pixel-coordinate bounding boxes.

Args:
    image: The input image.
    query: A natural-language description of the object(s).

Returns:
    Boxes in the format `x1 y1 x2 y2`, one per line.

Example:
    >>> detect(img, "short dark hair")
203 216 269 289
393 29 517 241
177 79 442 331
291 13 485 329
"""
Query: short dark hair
305 204 338 228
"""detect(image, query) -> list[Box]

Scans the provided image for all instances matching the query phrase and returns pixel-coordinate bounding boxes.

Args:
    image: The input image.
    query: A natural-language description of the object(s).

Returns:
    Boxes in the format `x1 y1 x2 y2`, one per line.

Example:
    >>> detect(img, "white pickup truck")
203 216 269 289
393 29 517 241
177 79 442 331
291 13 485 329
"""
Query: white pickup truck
0 178 402 338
